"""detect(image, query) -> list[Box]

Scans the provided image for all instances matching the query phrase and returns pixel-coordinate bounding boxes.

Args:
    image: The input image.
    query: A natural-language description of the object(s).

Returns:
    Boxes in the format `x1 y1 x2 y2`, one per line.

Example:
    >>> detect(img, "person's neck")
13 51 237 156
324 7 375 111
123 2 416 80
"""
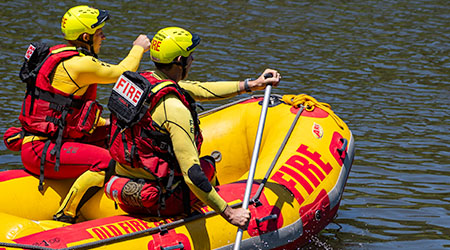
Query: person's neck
67 41 95 57
68 40 88 50
160 67 182 83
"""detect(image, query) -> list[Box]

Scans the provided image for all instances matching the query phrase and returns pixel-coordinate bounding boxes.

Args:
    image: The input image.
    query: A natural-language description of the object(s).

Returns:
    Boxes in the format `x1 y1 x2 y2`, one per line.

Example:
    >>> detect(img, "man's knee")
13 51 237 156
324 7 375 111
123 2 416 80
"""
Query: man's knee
104 176 160 209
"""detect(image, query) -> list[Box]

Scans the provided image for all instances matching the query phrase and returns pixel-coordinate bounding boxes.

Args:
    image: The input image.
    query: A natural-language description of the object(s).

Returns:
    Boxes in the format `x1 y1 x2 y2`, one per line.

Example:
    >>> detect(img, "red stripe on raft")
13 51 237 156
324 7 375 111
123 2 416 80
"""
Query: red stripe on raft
239 97 262 104
0 169 30 182
215 181 259 202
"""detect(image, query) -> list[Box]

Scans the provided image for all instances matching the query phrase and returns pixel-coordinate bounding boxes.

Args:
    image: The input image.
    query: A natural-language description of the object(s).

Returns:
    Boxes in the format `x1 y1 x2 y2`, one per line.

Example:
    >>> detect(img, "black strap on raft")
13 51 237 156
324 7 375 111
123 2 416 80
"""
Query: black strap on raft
38 139 52 191
251 104 304 206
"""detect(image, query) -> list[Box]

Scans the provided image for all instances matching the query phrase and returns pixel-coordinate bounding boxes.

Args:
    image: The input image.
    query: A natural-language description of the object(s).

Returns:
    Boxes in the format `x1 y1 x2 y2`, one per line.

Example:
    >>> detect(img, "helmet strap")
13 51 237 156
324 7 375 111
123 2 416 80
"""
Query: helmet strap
77 47 97 58
74 33 98 58
180 56 189 80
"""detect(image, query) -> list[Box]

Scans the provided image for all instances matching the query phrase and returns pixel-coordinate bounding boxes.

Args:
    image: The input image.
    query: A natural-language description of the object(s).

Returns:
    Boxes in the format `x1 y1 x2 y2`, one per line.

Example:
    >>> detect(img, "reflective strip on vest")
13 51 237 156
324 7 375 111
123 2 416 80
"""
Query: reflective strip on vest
51 46 77 54
151 81 174 94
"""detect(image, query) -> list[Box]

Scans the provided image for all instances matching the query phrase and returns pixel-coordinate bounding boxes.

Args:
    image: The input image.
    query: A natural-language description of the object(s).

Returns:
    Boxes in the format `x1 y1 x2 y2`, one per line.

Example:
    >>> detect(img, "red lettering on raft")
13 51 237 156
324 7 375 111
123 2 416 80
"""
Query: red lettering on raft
270 144 334 204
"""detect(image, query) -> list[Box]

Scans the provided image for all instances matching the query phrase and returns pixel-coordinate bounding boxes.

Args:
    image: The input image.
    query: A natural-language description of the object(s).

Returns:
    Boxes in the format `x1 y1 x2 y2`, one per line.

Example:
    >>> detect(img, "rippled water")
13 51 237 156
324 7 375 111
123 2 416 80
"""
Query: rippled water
0 0 449 249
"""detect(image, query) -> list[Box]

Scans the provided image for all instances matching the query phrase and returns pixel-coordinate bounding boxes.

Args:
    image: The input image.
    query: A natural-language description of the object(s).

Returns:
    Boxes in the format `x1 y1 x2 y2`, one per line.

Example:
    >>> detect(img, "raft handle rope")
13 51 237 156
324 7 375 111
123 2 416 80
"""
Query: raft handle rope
283 94 345 129
0 203 244 250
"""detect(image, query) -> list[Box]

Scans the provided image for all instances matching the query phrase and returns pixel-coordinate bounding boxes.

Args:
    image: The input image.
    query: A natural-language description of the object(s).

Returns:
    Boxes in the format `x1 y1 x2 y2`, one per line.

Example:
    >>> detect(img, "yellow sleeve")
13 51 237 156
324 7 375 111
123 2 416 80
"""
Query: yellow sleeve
64 45 144 86
178 80 240 102
151 93 228 212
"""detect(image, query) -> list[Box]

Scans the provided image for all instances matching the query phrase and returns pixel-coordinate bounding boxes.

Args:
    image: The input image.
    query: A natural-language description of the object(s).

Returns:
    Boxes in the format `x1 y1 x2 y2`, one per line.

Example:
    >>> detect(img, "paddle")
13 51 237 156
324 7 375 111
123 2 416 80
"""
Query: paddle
233 73 273 250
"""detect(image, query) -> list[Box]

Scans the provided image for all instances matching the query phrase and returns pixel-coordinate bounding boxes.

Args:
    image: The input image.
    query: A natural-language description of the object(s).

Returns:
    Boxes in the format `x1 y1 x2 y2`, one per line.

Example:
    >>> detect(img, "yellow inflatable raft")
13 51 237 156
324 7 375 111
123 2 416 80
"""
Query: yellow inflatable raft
0 94 355 250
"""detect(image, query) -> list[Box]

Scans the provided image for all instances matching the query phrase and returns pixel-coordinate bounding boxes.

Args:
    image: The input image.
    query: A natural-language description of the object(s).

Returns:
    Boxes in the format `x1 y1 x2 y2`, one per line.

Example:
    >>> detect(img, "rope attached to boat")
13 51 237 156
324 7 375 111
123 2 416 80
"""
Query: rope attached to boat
0 202 245 250
282 94 345 129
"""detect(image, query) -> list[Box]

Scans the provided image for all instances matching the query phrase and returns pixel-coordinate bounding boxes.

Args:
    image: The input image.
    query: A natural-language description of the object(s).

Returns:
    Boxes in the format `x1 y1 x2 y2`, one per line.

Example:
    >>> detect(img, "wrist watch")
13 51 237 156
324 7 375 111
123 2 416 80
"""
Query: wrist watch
244 78 252 93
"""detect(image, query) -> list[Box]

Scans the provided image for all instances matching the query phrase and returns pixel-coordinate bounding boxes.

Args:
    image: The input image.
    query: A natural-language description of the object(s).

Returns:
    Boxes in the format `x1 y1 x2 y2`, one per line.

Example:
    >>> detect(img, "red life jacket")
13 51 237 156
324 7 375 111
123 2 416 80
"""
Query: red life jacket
18 44 98 139
109 71 203 182
17 43 102 184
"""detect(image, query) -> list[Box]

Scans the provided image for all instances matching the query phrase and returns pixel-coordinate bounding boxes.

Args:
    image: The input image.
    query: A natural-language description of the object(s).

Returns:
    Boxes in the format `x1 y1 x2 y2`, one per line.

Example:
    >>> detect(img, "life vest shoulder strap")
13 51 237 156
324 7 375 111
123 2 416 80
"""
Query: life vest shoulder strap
143 77 194 114
37 45 79 79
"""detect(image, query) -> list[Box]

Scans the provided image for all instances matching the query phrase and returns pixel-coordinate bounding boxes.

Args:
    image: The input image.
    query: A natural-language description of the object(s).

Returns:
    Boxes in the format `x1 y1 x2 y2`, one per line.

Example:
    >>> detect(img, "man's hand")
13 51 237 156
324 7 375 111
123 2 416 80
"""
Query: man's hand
240 69 281 93
251 68 281 90
220 205 251 230
133 34 151 52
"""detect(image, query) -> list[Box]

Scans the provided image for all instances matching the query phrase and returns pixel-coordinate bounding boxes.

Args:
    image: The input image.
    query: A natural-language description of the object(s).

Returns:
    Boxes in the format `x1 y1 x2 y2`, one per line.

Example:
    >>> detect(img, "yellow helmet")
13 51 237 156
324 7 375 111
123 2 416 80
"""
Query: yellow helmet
61 5 110 40
150 27 201 64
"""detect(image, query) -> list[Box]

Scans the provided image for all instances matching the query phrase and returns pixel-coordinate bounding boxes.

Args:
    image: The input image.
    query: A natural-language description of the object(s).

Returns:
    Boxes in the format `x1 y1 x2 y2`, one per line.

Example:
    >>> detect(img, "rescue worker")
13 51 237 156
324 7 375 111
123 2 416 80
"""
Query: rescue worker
105 27 281 229
10 5 151 223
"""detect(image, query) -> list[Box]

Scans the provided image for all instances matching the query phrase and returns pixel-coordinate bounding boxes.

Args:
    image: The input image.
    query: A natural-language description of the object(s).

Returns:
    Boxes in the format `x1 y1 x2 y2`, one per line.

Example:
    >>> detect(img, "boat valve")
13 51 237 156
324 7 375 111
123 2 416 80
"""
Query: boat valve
160 242 184 250
315 210 322 221
211 150 222 162
256 214 278 227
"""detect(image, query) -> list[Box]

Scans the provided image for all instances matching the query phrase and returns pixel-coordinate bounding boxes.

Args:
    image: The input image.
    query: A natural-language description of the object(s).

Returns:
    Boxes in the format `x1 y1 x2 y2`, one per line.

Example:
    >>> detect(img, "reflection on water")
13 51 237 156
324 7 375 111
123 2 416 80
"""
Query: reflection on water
0 0 449 249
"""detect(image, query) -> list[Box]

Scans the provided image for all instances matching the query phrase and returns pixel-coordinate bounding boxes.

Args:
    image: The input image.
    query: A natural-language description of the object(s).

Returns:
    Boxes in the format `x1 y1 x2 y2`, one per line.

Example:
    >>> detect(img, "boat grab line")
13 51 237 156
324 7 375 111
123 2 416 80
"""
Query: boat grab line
0 203 245 250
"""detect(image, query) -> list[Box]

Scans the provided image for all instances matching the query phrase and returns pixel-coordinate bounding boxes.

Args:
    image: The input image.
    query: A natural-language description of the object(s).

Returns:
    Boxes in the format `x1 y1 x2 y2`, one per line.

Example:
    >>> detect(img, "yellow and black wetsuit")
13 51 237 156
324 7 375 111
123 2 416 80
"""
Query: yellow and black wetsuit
115 70 240 213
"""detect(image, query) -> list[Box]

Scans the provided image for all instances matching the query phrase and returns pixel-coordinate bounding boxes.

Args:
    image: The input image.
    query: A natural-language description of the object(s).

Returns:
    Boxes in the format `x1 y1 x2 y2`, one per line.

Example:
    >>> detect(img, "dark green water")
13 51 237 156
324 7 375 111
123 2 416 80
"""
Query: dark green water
0 0 449 249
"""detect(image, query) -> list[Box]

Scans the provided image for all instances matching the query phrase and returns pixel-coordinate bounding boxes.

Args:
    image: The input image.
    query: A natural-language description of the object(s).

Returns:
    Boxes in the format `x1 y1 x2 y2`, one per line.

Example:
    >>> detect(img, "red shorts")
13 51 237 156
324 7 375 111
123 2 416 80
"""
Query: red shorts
105 157 216 216
21 126 111 179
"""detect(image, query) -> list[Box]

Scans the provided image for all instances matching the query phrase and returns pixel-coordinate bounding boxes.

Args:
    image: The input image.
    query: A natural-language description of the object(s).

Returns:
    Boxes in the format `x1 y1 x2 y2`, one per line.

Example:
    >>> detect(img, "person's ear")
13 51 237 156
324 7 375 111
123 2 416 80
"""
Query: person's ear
81 33 90 42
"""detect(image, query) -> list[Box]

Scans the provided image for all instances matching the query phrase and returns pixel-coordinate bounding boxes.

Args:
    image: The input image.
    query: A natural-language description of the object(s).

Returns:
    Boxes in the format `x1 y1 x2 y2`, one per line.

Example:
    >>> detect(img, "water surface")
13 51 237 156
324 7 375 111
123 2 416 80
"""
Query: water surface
0 0 448 249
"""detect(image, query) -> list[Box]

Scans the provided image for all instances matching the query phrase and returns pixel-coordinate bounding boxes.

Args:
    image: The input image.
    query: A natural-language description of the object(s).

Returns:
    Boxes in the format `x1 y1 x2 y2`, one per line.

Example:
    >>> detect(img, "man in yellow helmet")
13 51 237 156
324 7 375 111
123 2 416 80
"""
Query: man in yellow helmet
8 5 150 223
105 27 281 229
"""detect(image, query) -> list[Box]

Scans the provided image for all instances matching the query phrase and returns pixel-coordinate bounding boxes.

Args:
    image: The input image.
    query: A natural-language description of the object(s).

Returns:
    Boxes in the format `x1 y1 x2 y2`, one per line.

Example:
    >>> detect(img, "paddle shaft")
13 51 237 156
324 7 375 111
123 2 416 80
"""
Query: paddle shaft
233 75 273 249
